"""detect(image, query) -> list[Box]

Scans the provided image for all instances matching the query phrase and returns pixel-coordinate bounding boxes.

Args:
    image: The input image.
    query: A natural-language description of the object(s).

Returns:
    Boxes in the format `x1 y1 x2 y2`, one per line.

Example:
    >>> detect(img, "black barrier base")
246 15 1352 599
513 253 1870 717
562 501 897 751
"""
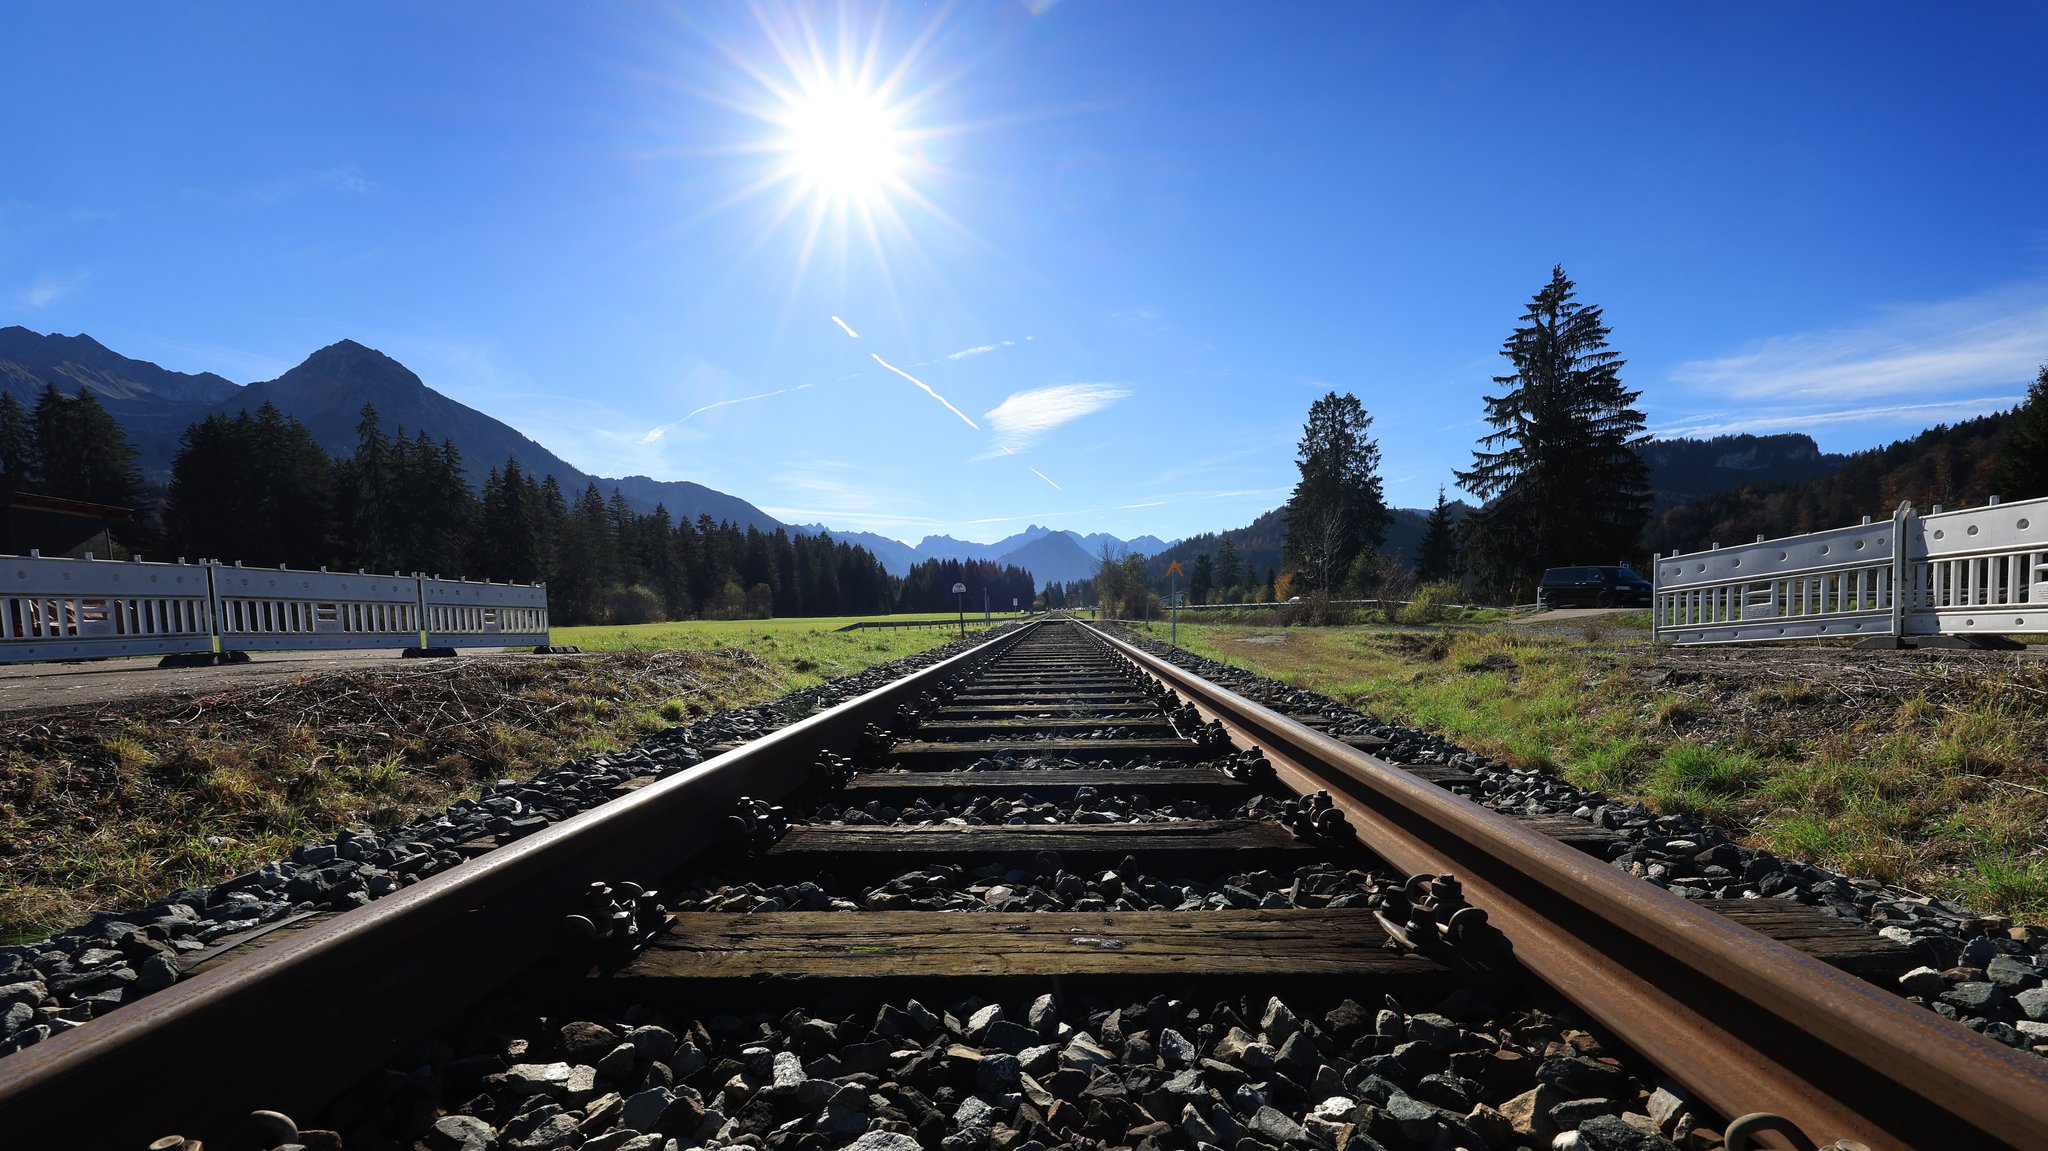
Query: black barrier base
157 651 253 668
532 645 582 654
1853 634 2025 651
401 646 459 659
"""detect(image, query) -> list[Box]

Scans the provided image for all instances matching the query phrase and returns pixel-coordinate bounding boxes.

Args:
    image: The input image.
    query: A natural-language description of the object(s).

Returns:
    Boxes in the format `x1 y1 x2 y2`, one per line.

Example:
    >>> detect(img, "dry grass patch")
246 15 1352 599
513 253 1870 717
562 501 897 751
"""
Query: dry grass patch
0 650 801 943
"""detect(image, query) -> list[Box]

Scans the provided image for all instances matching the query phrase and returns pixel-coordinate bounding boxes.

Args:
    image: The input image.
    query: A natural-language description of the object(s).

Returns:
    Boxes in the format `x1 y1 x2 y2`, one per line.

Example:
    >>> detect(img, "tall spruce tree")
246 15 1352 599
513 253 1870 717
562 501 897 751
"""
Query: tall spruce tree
1992 364 2048 503
1214 538 1242 598
1416 487 1459 583
1282 391 1391 593
1456 266 1649 599
0 393 34 494
1189 553 1214 605
31 385 144 507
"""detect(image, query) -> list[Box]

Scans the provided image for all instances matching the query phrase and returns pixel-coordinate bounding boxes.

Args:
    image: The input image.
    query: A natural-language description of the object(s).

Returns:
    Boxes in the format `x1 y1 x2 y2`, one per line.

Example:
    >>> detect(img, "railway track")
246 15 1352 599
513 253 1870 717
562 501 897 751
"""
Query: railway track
2 618 2046 1151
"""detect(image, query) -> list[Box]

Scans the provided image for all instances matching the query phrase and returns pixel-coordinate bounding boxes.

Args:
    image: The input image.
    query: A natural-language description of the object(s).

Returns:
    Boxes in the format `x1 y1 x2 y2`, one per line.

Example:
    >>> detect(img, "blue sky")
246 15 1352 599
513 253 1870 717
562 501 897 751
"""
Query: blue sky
5 3 2046 545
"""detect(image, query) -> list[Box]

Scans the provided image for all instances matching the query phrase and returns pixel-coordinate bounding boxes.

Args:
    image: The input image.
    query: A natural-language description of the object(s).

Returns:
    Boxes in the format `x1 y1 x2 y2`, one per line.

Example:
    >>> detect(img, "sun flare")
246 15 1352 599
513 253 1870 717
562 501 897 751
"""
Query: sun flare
778 82 908 203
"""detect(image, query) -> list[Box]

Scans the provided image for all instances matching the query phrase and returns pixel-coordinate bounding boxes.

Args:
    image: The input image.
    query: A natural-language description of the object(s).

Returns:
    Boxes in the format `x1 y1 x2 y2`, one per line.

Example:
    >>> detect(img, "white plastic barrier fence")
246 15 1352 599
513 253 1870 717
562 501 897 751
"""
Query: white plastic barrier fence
423 576 550 648
1909 500 2048 638
211 563 423 653
0 554 214 662
1653 495 2048 645
0 554 549 664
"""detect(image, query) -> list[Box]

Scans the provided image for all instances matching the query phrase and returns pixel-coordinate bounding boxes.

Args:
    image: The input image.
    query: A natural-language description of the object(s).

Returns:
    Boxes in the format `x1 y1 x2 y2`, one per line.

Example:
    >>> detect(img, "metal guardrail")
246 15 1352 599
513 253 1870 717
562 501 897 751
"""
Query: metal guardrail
1653 494 2048 644
0 553 549 664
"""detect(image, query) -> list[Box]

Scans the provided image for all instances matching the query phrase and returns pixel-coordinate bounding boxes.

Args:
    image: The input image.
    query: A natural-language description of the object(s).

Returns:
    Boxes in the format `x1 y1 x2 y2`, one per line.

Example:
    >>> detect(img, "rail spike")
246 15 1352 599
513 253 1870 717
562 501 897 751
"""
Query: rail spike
561 878 669 955
857 722 897 762
1370 872 1515 976
723 796 789 855
1222 748 1274 784
1280 789 1350 840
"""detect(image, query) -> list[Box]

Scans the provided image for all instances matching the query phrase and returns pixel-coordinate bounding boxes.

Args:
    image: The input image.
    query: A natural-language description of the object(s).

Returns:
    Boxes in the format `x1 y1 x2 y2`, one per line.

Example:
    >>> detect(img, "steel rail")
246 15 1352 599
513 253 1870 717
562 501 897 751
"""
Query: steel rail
0 621 1041 1151
1087 622 2048 1151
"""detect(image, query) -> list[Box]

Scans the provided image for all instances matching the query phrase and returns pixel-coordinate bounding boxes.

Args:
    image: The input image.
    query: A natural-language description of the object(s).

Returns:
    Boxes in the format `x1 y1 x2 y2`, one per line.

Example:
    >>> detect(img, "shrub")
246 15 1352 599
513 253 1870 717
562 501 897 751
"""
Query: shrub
606 584 668 625
1399 581 1461 625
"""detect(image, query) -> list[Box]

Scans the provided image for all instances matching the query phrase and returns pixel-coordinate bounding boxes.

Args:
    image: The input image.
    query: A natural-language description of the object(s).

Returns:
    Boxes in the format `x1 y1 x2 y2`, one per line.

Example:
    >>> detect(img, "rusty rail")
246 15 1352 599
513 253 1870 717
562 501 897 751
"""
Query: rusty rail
0 622 1040 1150
1087 622 2048 1151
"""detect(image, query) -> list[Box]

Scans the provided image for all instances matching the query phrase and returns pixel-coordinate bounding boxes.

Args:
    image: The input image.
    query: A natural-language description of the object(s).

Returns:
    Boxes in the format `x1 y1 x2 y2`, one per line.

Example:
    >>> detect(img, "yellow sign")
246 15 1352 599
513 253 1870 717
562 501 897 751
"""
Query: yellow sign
1165 561 1184 578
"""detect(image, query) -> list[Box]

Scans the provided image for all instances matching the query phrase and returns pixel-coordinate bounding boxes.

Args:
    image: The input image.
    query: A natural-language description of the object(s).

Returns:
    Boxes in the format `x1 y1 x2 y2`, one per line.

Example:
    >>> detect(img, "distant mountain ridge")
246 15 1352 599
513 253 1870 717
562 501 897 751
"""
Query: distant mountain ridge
1640 433 1849 510
0 328 781 531
0 326 241 478
0 326 1169 586
1644 411 2019 556
797 521 1177 587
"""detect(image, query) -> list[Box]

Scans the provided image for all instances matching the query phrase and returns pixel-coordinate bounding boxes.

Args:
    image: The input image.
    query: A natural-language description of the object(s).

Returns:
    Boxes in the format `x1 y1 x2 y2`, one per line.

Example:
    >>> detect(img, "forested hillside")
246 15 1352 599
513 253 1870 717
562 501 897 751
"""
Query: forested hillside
1644 412 2013 555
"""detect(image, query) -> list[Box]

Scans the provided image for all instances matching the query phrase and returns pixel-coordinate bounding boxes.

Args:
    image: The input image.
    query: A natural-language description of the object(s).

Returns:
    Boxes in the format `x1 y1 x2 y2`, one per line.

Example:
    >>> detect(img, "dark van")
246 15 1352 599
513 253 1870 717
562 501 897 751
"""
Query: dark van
1537 565 1651 608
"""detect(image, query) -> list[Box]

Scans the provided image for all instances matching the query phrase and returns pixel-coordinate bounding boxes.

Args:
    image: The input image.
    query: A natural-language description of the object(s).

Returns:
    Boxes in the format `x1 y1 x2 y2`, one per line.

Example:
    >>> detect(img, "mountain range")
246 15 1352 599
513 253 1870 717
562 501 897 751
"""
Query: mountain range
798 523 1173 586
2 325 1875 589
0 327 1169 584
0 328 790 532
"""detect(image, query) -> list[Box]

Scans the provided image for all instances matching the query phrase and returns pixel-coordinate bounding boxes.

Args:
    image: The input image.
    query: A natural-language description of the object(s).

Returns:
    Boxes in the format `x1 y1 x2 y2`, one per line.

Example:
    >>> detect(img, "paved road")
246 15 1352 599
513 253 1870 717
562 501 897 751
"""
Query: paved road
0 648 581 716
1508 606 1641 624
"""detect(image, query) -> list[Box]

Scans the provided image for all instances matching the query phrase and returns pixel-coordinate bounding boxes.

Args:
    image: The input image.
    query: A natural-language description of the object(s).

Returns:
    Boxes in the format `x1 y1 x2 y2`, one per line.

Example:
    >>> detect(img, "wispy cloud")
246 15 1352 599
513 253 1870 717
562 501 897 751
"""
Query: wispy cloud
1029 467 1062 490
831 316 859 338
982 383 1132 452
1653 397 2022 440
871 353 980 429
1670 282 2048 406
642 388 789 443
183 166 375 210
949 336 1034 360
16 270 87 308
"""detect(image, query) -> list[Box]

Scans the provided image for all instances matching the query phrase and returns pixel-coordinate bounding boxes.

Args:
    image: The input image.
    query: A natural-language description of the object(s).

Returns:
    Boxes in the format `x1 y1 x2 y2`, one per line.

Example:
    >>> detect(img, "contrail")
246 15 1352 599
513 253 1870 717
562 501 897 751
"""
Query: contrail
831 316 860 338
870 353 980 430
1029 467 1063 491
641 388 788 443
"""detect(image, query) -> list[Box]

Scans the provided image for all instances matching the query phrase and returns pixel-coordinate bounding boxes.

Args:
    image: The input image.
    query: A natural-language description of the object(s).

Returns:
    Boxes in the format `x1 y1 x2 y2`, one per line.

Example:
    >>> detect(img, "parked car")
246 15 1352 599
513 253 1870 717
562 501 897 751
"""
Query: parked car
1537 565 1652 608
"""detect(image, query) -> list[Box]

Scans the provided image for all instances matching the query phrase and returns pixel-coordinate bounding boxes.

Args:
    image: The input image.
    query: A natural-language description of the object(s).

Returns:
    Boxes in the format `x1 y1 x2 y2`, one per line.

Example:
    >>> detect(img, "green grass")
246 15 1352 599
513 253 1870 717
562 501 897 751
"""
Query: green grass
1134 617 2048 927
556 613 1012 691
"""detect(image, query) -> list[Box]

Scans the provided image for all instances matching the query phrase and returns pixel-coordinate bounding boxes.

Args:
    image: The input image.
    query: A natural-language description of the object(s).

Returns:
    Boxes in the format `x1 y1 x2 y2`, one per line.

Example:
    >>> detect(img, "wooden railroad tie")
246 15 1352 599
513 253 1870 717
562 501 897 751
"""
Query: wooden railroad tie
615 909 1442 981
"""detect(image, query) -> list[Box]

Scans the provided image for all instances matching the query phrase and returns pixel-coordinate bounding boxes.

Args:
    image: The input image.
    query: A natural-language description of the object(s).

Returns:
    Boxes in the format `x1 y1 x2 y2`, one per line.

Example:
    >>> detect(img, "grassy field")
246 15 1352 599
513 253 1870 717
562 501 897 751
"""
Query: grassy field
557 613 1021 689
0 615 987 944
1129 615 2048 926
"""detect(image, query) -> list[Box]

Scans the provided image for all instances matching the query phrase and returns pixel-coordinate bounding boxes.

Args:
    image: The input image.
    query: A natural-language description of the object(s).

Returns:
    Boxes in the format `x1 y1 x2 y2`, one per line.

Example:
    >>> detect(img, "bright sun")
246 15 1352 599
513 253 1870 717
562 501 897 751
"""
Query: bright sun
777 82 908 204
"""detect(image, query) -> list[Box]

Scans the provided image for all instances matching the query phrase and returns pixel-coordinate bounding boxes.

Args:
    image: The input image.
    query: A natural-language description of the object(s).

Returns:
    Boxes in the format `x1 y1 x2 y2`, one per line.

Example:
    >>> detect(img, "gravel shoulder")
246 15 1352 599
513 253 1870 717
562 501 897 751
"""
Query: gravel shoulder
0 648 583 718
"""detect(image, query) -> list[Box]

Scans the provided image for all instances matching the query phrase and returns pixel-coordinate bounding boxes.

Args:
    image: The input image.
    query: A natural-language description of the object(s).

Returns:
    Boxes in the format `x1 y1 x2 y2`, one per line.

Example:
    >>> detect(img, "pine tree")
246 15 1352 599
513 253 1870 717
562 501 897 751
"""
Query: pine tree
1214 538 1242 597
344 404 397 572
1283 391 1391 593
1416 487 1459 583
0 393 35 494
31 385 144 507
1189 553 1213 605
1992 364 2048 503
1456 266 1649 599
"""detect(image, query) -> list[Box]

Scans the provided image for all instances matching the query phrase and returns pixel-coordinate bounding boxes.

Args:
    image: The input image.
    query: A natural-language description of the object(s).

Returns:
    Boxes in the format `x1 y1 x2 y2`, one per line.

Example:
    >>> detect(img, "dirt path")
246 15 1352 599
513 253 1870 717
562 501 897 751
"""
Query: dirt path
0 649 582 717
